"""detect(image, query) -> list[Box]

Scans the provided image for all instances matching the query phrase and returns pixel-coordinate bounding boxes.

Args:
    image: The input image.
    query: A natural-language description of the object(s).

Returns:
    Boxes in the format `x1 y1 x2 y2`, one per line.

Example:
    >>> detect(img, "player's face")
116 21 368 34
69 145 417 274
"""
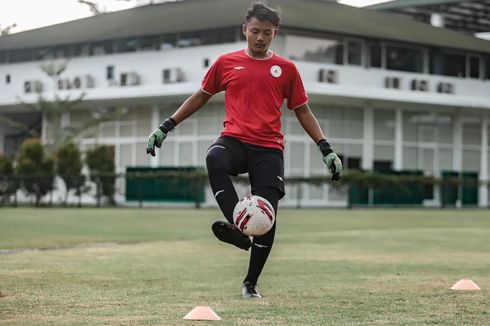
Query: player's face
242 17 278 58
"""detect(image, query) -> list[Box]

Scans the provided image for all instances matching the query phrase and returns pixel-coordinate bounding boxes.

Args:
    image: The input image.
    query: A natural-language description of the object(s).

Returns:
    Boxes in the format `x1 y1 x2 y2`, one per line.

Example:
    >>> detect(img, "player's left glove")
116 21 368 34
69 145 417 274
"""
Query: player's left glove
317 139 342 181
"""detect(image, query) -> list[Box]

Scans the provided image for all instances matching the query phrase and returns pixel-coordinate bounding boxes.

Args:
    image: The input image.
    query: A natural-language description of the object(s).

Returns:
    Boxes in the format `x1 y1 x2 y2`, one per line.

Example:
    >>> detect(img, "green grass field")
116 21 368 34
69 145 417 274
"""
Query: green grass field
0 208 489 325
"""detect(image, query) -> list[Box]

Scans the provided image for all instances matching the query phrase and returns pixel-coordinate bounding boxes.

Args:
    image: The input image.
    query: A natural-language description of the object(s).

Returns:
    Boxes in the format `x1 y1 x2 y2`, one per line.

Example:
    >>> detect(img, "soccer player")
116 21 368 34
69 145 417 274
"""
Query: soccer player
146 2 342 298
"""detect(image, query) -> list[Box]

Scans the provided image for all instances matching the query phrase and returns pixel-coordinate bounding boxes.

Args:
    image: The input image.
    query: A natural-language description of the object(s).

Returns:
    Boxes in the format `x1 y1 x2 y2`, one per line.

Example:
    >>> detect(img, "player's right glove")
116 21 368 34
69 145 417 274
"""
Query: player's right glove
146 118 176 156
317 139 342 181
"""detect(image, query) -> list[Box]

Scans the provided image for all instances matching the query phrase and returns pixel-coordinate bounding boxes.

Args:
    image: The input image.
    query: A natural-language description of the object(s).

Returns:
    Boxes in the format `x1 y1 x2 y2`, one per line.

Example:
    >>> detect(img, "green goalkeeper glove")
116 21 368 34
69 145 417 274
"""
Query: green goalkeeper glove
317 139 342 181
146 118 176 156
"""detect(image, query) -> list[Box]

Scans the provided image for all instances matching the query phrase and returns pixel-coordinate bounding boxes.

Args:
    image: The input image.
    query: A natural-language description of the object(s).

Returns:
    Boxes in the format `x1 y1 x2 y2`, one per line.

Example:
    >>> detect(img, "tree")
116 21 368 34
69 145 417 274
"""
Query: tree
78 0 141 16
86 145 116 206
0 23 17 36
0 154 18 205
15 139 55 206
56 142 85 205
78 0 105 15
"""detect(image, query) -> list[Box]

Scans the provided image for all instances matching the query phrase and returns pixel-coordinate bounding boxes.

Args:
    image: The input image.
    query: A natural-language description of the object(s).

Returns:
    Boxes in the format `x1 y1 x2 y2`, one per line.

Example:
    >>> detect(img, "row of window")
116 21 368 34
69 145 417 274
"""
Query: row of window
284 31 490 79
1 27 490 79
0 27 238 64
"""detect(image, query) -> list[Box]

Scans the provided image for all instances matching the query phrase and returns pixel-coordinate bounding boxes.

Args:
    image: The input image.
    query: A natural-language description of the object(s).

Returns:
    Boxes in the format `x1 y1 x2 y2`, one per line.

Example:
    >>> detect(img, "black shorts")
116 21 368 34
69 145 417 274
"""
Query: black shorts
207 136 285 199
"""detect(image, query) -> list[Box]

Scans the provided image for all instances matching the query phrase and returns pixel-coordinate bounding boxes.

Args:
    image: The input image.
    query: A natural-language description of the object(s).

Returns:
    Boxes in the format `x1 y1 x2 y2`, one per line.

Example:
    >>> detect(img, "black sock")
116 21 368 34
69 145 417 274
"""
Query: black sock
244 187 279 285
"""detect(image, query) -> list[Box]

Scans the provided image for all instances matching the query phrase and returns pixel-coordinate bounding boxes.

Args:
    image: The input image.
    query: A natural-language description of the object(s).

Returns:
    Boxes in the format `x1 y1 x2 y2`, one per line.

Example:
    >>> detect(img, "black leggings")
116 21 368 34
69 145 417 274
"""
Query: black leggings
206 136 284 285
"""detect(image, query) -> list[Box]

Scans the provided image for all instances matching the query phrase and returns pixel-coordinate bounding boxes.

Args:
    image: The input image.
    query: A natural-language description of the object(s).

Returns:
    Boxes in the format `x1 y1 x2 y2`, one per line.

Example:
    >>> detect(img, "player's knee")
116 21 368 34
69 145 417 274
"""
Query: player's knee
253 223 276 247
253 187 280 213
206 147 227 172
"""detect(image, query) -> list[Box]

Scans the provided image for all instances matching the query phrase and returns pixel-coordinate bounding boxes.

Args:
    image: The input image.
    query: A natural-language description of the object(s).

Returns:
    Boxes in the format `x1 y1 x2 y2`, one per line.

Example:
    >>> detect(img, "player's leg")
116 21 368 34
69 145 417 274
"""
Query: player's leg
206 137 251 250
242 145 285 297
242 187 280 298
206 137 245 222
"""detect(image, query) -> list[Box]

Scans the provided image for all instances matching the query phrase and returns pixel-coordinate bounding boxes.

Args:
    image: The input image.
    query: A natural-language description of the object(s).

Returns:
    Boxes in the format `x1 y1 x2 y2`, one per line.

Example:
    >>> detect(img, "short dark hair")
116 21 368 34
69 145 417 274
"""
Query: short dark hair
245 2 281 27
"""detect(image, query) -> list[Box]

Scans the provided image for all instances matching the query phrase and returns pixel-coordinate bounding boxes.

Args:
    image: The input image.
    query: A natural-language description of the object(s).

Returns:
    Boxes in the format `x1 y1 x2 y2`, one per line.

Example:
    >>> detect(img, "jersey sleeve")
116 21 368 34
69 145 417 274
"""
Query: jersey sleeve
201 56 225 95
286 64 309 110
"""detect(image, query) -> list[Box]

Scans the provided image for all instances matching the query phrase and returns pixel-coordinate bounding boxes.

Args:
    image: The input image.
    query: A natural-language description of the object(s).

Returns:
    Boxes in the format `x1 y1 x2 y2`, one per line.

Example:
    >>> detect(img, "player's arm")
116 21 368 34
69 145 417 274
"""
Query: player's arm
294 104 343 181
146 89 212 156
171 88 212 124
294 104 325 143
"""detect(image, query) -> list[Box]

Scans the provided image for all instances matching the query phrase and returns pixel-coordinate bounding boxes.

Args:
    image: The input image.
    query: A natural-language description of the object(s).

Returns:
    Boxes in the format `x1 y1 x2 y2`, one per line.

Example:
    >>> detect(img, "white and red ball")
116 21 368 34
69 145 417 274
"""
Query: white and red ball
233 195 275 236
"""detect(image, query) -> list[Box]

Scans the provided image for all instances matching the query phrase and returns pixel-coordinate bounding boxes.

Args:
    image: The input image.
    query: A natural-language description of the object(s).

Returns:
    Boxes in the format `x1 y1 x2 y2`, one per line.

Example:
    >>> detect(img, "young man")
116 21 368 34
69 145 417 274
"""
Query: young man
146 2 342 298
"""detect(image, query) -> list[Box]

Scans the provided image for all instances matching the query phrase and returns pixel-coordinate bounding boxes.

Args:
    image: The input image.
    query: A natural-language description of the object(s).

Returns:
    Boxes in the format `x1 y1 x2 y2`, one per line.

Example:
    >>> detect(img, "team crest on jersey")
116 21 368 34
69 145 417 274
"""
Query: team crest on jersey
270 65 282 78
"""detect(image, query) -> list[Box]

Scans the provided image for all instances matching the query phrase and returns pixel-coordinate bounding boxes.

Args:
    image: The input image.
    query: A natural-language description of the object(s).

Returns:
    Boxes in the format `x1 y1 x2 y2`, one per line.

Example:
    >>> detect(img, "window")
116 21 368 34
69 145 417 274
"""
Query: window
386 45 423 72
373 160 392 172
368 41 381 68
139 36 158 50
55 46 68 59
177 28 236 48
10 49 35 62
289 142 306 173
347 41 362 66
430 51 465 77
286 35 344 64
334 43 344 65
469 56 480 79
463 122 481 146
37 48 55 60
374 109 395 141
177 35 201 48
72 44 90 57
160 34 177 50
199 28 236 45
106 65 114 80
72 44 82 57
486 56 490 79
346 157 361 170
91 41 114 55
114 38 140 52
203 58 210 68
6 74 10 84
178 142 193 164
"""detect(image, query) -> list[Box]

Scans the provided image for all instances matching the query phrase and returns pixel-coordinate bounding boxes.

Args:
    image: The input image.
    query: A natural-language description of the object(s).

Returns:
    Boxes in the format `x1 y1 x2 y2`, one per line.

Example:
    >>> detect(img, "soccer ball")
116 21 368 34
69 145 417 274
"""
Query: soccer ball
233 195 275 236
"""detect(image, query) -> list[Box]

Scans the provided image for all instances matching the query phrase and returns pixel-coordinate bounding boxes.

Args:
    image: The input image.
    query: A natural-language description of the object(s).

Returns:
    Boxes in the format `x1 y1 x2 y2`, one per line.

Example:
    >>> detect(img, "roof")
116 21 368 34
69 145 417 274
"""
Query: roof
367 0 459 9
1 0 490 54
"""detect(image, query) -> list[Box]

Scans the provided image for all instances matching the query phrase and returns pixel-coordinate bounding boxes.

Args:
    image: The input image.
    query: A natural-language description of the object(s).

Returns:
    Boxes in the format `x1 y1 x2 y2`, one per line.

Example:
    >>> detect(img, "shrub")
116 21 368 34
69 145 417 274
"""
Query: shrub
85 145 116 206
15 139 55 206
0 154 18 204
56 142 85 204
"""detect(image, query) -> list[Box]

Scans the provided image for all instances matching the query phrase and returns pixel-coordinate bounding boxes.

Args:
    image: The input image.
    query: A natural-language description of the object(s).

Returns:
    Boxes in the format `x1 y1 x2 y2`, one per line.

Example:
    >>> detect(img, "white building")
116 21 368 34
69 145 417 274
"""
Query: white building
0 0 489 207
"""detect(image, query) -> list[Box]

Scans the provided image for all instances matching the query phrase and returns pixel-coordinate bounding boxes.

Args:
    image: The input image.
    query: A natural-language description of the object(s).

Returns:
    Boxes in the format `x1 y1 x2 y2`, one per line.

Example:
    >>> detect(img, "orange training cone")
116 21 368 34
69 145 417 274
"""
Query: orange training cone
183 306 221 321
450 279 481 291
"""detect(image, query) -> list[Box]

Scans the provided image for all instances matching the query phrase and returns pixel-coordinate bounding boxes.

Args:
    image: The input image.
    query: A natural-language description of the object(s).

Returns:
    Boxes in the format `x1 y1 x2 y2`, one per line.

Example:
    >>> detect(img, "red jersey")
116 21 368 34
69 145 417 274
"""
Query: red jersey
201 49 308 151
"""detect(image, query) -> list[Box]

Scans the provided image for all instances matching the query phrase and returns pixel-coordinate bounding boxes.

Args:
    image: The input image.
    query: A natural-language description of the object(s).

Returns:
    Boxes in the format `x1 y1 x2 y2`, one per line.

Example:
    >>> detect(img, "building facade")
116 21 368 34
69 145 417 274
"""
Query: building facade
0 0 489 207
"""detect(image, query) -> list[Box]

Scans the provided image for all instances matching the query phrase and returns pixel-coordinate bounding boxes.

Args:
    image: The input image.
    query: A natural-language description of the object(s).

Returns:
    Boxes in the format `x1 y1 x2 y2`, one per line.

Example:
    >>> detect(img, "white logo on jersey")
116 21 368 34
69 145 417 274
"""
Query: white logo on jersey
270 65 282 78
234 66 245 70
